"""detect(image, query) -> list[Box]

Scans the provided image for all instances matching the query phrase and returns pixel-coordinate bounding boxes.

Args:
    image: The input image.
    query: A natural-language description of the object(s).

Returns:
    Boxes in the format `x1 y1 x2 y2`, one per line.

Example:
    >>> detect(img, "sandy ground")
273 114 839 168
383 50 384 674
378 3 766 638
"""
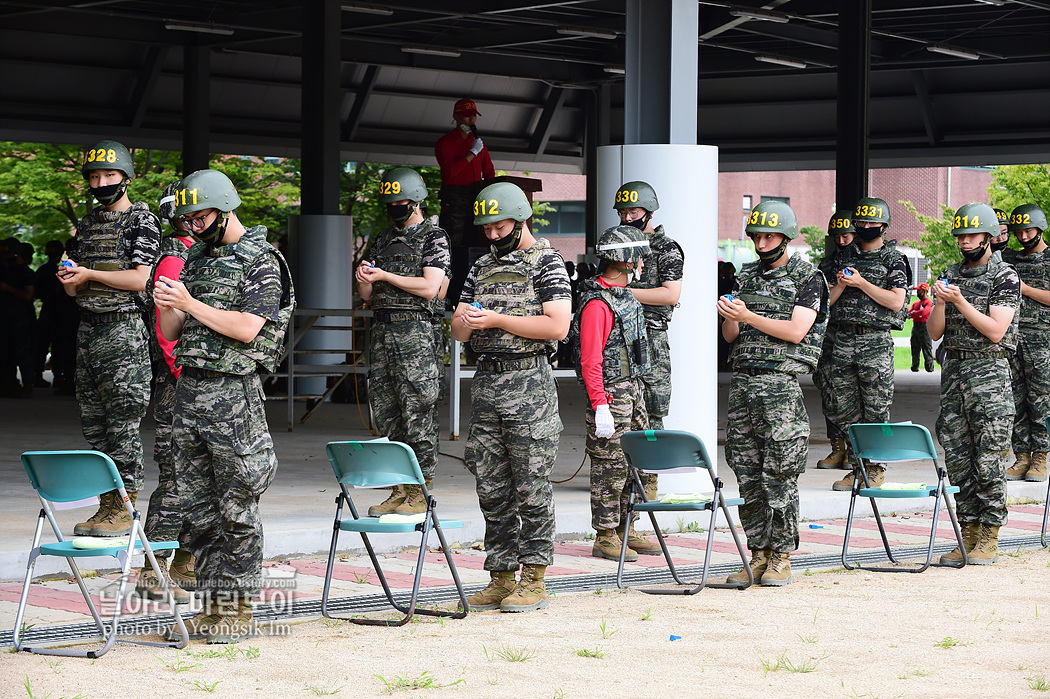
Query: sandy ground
7 547 1050 699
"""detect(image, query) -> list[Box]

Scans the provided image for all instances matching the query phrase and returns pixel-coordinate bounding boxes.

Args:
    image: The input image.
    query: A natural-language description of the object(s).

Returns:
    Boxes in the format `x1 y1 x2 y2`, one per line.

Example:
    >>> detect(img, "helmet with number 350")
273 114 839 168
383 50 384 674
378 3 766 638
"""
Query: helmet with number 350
951 202 999 237
612 181 659 213
378 167 427 204
81 140 135 180
473 182 532 225
745 200 798 240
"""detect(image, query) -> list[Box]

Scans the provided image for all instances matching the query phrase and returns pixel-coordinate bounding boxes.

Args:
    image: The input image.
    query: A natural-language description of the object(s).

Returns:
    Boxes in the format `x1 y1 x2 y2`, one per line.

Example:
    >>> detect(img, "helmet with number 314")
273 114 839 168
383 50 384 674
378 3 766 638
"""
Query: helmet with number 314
612 181 659 213
951 202 998 237
473 182 532 225
745 200 798 240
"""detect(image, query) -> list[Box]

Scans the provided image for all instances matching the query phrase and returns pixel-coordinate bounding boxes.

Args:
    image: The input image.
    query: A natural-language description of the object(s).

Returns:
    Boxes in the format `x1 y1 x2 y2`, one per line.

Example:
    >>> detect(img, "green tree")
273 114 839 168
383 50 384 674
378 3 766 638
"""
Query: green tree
213 156 300 240
800 224 825 265
900 201 959 277
987 164 1050 216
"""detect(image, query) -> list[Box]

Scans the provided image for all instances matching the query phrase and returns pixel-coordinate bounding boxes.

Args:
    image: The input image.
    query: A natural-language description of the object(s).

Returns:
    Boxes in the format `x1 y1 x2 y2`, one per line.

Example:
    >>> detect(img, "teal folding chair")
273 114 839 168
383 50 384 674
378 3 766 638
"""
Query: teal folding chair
842 423 967 572
1042 417 1050 548
13 450 187 657
616 430 752 594
321 441 469 626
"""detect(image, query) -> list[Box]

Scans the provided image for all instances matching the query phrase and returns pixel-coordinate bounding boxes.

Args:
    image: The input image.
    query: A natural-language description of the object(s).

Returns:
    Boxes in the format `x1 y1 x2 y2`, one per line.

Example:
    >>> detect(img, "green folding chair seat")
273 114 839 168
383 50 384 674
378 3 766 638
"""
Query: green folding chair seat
13 450 187 657
321 441 469 626
616 430 752 594
842 423 967 572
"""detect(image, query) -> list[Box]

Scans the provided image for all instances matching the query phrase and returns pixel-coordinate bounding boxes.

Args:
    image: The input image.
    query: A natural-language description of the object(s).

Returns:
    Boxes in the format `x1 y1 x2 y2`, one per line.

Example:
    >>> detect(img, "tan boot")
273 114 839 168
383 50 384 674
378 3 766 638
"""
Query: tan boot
73 491 113 536
817 438 848 469
832 465 885 492
760 551 792 586
727 549 769 585
967 524 1000 565
1006 452 1031 480
165 598 223 642
620 522 662 556
393 480 431 515
939 522 980 565
91 490 137 537
136 556 191 604
465 570 517 611
367 484 407 517
592 528 636 562
500 565 549 613
1026 452 1048 482
170 549 197 591
207 597 256 644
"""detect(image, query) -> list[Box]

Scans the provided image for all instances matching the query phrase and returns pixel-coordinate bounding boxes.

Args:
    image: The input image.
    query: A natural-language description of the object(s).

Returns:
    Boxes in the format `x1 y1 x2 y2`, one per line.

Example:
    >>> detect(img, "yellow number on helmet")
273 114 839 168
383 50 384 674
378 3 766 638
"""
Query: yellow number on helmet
106 149 116 163
391 182 401 194
749 211 758 224
488 199 499 215
768 212 779 227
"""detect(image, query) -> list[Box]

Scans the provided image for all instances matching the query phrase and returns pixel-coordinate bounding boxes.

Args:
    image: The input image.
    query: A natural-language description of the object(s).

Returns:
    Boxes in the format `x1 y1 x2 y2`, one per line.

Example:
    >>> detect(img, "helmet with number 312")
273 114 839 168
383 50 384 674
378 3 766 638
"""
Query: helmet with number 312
473 182 531 225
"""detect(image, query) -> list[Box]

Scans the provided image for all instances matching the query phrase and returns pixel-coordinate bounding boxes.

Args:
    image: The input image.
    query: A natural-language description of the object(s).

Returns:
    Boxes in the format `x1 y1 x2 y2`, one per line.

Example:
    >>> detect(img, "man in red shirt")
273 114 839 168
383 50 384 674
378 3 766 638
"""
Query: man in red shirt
908 282 935 372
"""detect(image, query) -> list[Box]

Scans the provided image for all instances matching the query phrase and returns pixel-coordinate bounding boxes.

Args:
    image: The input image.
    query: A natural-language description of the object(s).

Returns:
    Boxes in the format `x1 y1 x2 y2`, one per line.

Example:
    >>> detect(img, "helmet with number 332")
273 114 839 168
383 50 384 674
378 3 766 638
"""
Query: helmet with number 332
1008 203 1048 233
745 200 798 240
473 182 531 225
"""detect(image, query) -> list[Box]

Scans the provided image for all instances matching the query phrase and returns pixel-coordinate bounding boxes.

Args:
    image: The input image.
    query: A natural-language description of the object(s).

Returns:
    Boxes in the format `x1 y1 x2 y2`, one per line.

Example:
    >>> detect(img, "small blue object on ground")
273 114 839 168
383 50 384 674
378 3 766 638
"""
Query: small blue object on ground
809 524 824 529
669 635 681 641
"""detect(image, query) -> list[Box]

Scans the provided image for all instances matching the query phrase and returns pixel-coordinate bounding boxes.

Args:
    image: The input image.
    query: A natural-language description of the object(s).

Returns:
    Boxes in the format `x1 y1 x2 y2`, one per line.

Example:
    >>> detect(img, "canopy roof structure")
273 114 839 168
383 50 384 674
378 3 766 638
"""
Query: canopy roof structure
2 0 1049 171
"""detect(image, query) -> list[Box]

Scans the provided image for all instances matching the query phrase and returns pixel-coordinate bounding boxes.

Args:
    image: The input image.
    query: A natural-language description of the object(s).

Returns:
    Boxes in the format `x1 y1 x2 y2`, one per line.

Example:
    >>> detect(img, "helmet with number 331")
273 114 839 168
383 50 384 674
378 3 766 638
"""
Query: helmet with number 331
853 196 891 226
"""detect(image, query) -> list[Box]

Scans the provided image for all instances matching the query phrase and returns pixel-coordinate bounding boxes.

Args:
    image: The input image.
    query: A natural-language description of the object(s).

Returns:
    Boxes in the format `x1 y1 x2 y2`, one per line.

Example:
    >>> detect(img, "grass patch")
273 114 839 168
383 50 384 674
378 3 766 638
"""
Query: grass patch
573 646 606 659
484 644 535 662
760 651 828 675
1028 675 1050 691
374 672 464 692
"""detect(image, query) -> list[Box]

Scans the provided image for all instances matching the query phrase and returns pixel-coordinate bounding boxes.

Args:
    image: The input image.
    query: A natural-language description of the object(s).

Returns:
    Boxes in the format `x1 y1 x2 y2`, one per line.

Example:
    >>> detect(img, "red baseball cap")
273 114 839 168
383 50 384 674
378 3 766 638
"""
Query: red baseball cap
453 98 481 117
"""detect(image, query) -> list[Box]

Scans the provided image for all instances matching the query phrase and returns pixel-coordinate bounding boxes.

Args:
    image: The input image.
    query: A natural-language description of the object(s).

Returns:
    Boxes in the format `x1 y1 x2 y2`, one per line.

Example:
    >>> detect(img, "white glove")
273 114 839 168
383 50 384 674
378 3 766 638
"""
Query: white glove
594 404 615 439
469 138 485 156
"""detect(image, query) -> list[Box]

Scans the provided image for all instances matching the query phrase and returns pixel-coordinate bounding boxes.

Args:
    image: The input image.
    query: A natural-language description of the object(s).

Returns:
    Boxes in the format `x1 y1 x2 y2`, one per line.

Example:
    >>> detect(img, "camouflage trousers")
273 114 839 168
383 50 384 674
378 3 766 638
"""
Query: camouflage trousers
827 329 894 462
813 333 842 438
368 319 440 479
1009 327 1050 453
639 327 671 430
143 367 190 551
724 372 808 554
936 357 1011 526
586 378 651 531
465 363 561 570
172 371 278 595
75 313 151 491
910 323 934 371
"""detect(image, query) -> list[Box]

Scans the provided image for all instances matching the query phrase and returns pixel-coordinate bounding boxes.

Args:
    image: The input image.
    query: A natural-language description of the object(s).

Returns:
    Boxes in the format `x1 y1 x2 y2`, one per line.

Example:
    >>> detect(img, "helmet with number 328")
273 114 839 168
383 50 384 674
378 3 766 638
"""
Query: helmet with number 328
81 140 135 180
473 182 531 225
745 200 798 240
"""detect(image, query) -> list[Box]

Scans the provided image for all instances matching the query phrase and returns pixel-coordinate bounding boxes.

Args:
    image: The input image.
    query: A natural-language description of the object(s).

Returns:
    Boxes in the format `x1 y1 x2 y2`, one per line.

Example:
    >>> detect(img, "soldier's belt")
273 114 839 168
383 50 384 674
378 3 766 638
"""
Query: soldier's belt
734 367 785 377
944 349 1010 360
81 310 142 326
830 323 884 334
476 353 547 373
372 310 428 323
180 367 234 379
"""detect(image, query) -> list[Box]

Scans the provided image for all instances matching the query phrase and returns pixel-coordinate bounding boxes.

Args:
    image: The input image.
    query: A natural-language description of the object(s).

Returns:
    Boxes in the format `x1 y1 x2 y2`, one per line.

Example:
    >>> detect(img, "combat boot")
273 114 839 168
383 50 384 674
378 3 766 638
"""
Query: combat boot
832 464 885 492
967 524 1000 565
619 522 662 556
170 549 197 591
817 438 848 469
939 522 980 565
394 480 431 515
592 528 637 562
500 565 549 613
760 551 792 586
1026 452 1048 482
464 570 517 611
207 597 256 644
73 491 113 536
1006 452 1031 480
136 555 191 605
367 485 408 517
726 549 769 585
91 490 137 537
165 597 223 642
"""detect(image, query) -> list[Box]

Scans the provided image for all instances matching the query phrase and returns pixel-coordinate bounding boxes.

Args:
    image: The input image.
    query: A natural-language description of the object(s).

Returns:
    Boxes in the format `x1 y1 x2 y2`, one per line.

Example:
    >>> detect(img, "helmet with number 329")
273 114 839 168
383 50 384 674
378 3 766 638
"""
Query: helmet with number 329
378 167 427 204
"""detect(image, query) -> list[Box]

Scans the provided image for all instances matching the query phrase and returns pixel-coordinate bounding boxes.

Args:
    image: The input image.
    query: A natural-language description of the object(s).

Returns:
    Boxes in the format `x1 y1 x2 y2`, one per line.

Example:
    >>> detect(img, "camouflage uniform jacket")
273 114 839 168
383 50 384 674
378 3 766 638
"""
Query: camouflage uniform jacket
731 252 828 375
571 279 649 383
178 226 295 374
369 219 448 313
1002 247 1050 328
72 201 160 314
832 240 908 330
941 255 1019 353
629 224 684 330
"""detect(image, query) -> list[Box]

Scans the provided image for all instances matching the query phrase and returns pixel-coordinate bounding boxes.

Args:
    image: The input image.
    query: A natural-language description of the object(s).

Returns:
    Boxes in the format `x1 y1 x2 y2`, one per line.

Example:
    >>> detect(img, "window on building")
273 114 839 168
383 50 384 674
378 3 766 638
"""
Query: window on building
742 195 752 210
760 195 789 204
536 201 585 236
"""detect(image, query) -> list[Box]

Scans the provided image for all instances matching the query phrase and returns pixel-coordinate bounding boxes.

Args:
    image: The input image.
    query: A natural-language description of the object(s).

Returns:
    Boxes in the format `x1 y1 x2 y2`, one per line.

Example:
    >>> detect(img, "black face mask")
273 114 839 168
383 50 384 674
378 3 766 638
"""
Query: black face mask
387 203 414 226
855 225 884 242
198 213 228 248
756 239 788 266
89 180 127 206
624 212 651 231
961 237 989 263
492 223 523 258
1019 231 1043 250
991 238 1009 252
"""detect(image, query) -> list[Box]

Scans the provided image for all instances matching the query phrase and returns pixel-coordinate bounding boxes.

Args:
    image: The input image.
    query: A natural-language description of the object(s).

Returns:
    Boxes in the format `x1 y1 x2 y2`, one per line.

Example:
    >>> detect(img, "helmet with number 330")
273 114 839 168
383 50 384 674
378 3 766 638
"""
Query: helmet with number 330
612 181 659 213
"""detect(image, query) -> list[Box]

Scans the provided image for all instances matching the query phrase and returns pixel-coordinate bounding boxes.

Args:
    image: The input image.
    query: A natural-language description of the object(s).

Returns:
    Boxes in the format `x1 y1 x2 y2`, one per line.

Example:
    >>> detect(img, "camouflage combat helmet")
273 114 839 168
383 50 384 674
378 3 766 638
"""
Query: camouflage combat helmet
595 225 650 263
81 140 135 179
158 180 182 222
173 169 242 217
613 181 659 212
378 167 428 204
473 182 532 225
745 200 798 240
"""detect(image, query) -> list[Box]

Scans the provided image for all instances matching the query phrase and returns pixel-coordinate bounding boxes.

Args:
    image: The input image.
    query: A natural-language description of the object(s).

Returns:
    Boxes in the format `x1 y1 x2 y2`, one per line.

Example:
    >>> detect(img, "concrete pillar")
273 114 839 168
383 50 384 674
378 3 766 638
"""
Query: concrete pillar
182 46 210 175
836 0 871 207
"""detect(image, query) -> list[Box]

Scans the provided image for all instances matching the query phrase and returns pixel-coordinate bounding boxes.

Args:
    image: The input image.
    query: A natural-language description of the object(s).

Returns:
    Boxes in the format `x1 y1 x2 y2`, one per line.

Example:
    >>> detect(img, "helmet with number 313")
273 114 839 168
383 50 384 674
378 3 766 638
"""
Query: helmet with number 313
473 182 532 225
745 200 798 240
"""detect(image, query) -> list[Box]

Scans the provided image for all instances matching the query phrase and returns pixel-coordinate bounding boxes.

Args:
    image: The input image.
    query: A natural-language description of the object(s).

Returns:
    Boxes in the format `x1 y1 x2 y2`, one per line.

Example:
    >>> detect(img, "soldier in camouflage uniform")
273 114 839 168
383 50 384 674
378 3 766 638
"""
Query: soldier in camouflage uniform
155 169 295 643
613 182 684 434
58 140 160 538
718 201 828 587
452 182 571 613
928 202 1019 565
1002 204 1050 483
815 210 856 470
825 197 909 491
136 181 198 603
572 226 653 561
991 208 1011 254
356 168 450 516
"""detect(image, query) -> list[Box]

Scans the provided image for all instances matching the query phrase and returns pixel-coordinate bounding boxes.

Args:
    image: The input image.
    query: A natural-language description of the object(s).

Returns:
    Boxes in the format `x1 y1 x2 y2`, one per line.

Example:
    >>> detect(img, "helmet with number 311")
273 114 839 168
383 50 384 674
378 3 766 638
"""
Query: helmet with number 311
745 200 798 240
473 182 531 225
